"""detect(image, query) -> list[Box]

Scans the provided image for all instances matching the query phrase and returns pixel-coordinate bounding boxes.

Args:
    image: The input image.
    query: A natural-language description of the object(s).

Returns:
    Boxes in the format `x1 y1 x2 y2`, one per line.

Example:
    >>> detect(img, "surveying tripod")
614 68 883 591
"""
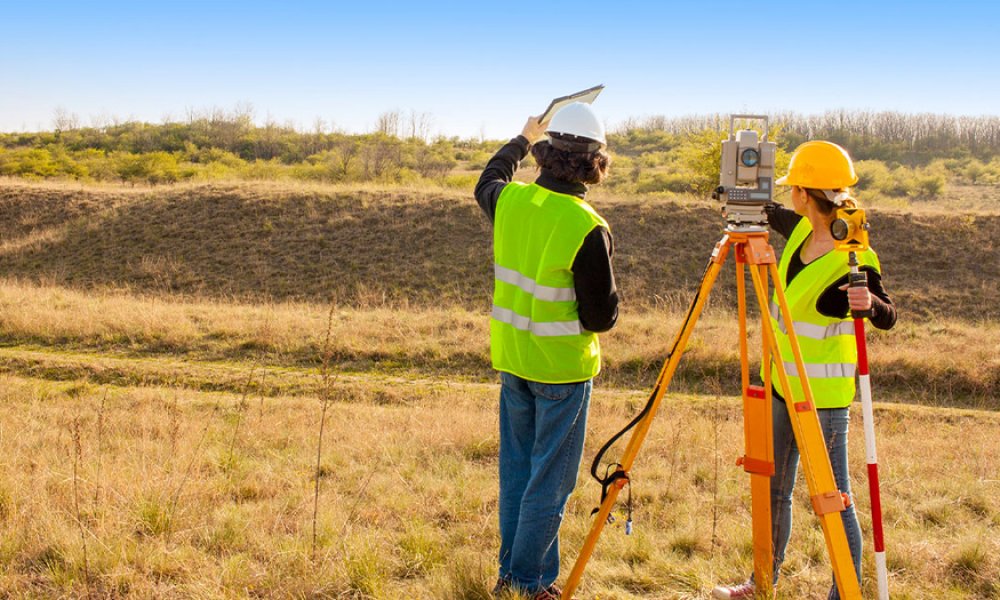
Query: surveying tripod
562 228 862 600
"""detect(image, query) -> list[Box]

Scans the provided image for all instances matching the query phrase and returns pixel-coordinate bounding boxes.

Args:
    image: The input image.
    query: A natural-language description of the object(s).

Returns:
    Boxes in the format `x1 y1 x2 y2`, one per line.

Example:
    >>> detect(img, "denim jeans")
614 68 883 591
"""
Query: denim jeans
767 397 863 600
497 371 592 594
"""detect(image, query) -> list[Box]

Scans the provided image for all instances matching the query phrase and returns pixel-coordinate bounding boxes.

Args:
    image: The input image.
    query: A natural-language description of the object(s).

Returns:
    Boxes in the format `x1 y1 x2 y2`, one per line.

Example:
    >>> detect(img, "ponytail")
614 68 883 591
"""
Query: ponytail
804 187 859 215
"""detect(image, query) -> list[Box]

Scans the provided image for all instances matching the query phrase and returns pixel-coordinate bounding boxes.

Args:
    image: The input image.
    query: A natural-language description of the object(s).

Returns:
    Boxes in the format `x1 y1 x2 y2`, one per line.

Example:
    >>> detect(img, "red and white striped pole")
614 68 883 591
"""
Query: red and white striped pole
849 252 889 600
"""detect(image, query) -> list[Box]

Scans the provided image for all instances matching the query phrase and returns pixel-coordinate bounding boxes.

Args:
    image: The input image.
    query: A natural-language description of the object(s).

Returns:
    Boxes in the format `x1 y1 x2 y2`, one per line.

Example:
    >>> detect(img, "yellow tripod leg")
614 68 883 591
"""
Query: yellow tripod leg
561 237 732 599
748 262 862 600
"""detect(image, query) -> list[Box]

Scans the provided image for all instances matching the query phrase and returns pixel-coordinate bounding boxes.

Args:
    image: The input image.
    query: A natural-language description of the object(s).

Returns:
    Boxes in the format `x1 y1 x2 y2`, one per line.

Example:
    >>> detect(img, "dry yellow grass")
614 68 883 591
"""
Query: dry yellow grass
0 279 996 408
0 369 996 599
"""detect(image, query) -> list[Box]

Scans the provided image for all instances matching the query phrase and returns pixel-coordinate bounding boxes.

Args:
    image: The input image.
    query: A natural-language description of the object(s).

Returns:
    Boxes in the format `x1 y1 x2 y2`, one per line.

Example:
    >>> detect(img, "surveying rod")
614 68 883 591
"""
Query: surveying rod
848 250 889 600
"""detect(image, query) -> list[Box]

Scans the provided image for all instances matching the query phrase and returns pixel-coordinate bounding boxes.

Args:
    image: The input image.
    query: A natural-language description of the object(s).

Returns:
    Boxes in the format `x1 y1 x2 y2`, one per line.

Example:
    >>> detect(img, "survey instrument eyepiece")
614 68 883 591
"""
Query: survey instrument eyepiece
717 115 777 232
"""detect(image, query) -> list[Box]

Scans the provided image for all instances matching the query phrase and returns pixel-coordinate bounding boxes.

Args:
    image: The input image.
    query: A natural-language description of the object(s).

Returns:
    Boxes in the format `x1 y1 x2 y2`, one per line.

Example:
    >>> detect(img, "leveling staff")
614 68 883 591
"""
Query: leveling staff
474 103 619 600
713 141 897 600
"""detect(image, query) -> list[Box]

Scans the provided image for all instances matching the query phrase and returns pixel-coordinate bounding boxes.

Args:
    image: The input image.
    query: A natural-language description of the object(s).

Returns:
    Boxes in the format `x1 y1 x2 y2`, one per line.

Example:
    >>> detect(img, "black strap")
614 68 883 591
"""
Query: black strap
549 133 603 153
588 255 715 515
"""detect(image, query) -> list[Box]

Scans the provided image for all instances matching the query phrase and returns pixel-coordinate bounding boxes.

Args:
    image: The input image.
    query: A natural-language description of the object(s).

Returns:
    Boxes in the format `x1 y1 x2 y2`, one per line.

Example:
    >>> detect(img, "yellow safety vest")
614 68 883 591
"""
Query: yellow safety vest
490 182 608 383
764 218 880 408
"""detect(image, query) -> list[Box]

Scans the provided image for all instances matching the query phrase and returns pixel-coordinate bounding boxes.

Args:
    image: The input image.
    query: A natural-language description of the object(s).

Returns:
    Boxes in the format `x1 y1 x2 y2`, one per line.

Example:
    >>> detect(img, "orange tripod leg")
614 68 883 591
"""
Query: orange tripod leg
736 255 775 597
561 236 733 599
750 261 862 600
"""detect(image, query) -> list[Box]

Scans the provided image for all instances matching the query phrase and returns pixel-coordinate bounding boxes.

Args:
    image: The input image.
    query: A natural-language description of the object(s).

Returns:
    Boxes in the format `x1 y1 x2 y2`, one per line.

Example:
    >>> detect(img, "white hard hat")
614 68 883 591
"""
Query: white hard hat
546 102 606 146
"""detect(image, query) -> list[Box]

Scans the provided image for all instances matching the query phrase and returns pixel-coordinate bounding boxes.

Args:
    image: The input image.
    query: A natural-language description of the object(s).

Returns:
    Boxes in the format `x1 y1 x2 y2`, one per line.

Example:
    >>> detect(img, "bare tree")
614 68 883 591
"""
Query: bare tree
313 117 327 136
53 106 80 132
407 110 433 141
375 110 401 137
89 112 111 131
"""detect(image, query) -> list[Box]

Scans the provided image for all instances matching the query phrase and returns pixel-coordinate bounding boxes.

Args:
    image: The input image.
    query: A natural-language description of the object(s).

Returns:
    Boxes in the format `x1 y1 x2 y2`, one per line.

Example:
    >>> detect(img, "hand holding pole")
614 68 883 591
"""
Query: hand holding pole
848 250 890 600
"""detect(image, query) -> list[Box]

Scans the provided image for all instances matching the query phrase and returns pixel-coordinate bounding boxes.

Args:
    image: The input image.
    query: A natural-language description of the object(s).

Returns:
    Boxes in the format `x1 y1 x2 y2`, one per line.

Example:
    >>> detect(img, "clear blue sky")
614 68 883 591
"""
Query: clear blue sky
2 0 997 138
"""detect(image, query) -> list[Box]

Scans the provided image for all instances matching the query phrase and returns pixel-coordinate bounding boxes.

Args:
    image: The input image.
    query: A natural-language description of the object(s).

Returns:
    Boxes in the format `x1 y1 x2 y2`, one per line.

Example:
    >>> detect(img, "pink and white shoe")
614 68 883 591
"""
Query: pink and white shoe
711 581 756 599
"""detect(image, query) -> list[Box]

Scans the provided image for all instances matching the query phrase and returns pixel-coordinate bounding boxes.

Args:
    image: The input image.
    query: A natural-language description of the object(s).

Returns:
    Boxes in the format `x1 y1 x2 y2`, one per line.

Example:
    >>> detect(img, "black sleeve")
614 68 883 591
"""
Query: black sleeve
765 202 802 240
816 267 897 330
473 136 530 223
572 227 619 333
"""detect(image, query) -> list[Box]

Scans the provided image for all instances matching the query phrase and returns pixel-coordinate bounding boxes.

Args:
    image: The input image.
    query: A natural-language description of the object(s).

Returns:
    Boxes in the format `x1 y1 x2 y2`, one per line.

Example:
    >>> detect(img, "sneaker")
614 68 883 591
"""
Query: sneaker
712 581 755 599
533 584 563 600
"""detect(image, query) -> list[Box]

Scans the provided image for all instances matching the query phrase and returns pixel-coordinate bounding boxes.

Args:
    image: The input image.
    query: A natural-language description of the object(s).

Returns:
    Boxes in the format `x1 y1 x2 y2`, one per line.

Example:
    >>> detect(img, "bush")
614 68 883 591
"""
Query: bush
676 129 725 196
0 148 59 178
914 173 946 198
415 143 457 178
442 174 477 190
116 152 182 185
239 159 286 180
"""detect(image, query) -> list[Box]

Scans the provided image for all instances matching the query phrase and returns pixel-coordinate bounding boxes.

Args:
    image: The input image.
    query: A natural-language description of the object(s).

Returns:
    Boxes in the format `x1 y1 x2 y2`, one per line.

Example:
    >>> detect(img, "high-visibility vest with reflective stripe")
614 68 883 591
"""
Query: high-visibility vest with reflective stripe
491 182 608 383
763 218 880 408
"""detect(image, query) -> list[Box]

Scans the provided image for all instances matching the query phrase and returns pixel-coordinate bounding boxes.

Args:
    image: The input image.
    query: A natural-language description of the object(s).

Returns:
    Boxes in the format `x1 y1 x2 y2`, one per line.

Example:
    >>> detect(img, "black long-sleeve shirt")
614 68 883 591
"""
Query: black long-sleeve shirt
765 203 896 330
474 136 619 332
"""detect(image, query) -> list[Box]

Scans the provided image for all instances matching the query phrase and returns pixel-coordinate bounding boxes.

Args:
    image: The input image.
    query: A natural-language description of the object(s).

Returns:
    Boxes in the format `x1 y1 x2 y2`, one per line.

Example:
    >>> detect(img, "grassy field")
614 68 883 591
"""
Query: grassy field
0 180 997 598
0 280 995 598
0 367 997 598
0 280 997 407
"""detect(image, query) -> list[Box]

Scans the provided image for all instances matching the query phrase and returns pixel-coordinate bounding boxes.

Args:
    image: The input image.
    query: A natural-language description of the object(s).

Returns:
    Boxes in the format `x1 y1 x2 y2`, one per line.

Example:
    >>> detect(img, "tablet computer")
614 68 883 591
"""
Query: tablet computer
539 84 605 124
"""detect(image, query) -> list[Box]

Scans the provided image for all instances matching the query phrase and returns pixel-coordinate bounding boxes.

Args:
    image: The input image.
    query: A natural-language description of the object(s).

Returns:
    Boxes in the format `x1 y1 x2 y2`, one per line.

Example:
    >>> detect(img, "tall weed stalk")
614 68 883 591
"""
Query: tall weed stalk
71 416 92 596
312 303 339 560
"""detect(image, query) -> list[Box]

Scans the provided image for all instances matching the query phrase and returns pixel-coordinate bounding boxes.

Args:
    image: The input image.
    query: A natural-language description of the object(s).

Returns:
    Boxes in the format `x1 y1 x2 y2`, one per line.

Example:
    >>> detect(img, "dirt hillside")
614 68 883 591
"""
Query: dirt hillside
0 181 997 319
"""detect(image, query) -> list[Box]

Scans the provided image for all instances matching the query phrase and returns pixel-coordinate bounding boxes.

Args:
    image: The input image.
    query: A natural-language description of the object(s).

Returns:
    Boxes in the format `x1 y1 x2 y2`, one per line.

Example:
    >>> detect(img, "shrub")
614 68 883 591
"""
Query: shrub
856 160 891 191
443 174 477 190
914 173 946 198
116 152 182 185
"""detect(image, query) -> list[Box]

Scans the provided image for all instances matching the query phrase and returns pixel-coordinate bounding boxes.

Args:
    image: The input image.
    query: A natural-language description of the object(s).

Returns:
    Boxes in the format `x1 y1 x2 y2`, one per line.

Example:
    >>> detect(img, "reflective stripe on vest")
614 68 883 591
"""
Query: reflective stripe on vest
769 301 856 340
494 264 577 302
490 182 608 383
762 218 881 408
491 305 582 337
782 361 857 379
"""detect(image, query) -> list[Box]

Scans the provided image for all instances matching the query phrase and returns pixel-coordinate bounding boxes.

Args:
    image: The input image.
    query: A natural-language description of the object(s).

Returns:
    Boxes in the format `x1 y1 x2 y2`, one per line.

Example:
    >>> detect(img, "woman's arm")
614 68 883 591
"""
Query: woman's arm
816 267 897 330
765 202 802 240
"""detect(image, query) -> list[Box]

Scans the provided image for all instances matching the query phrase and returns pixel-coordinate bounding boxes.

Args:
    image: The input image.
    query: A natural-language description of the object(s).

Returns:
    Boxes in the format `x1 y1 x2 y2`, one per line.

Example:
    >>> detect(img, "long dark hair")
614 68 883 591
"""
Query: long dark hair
531 137 611 185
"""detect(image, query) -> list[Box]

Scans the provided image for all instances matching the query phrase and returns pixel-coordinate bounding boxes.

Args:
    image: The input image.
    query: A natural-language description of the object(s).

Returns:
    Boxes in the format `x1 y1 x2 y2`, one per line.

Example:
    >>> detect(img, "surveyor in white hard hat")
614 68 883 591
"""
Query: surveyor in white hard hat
712 141 897 600
474 102 618 600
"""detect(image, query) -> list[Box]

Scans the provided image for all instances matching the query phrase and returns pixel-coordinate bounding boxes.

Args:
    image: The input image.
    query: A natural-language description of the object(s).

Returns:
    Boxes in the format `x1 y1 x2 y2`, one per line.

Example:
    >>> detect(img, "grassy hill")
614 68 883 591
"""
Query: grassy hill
0 180 997 598
0 178 997 408
1 180 998 319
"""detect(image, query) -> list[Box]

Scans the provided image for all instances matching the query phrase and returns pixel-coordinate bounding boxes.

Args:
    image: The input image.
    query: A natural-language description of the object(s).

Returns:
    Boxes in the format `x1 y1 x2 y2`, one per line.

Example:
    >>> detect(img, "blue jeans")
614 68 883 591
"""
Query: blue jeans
767 398 863 600
497 372 592 594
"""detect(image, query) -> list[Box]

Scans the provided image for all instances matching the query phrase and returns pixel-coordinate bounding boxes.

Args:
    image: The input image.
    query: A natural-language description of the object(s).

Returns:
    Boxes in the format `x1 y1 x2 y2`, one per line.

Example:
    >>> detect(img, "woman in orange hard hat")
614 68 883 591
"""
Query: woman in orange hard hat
712 141 897 600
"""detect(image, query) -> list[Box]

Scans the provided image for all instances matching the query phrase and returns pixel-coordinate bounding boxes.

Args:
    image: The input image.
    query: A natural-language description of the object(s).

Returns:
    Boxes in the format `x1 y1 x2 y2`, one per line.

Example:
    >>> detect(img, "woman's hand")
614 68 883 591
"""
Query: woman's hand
839 283 872 312
520 116 546 145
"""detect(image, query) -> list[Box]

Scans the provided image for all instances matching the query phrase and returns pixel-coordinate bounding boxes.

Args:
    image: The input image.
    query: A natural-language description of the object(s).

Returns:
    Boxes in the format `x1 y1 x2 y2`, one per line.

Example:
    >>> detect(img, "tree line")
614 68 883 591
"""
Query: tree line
616 110 1000 164
2 109 999 192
